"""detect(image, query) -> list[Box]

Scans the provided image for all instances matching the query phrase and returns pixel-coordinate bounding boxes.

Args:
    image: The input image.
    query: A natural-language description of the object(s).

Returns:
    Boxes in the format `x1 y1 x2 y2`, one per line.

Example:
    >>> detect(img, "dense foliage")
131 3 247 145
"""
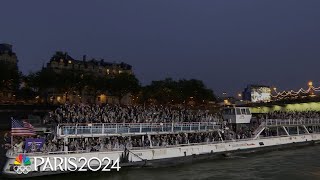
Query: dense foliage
24 68 141 102
23 69 216 104
1 52 216 104
0 61 21 94
140 78 216 104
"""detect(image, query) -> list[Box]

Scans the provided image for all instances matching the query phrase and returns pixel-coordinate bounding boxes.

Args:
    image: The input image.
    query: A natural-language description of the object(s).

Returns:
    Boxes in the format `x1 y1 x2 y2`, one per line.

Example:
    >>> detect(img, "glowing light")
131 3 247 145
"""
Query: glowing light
224 99 229 104
271 82 320 100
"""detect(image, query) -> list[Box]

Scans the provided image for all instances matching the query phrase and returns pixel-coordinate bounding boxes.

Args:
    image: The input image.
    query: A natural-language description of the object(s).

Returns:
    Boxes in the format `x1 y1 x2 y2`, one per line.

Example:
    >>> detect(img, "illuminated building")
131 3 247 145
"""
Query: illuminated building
44 52 133 104
243 85 271 103
46 51 132 76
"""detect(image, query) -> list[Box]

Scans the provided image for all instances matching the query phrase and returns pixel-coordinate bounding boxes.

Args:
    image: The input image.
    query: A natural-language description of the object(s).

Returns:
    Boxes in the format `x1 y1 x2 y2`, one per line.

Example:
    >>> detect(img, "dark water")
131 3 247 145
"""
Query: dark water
3 145 320 180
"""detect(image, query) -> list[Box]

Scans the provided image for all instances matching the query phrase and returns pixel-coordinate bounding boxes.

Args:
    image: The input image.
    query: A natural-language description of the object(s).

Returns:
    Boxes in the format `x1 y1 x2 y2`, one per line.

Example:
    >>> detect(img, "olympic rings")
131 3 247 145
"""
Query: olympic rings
13 166 32 174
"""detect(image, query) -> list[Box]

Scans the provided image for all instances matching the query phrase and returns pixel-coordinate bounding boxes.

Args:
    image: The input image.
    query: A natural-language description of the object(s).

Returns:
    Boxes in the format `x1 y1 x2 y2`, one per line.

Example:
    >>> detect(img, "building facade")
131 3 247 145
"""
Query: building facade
44 52 133 105
0 43 18 64
243 85 271 103
46 51 132 76
0 43 19 102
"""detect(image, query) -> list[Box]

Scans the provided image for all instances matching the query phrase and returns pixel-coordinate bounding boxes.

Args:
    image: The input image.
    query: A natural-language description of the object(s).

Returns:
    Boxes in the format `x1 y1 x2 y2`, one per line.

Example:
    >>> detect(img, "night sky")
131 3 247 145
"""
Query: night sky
1 1 320 96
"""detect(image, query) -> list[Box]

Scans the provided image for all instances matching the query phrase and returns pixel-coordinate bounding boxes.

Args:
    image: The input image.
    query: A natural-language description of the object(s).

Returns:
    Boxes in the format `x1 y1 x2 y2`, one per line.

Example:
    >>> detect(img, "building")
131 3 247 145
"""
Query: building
0 43 18 64
0 44 19 102
44 51 133 105
243 85 271 103
46 51 132 76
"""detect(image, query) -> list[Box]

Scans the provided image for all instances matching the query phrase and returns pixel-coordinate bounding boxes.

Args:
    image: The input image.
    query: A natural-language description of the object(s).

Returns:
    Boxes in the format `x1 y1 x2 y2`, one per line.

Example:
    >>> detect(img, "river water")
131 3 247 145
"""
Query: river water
2 145 320 180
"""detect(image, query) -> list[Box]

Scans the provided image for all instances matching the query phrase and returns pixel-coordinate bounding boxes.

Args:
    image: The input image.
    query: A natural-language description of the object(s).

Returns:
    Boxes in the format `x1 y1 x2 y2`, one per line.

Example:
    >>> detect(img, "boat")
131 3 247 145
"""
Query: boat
3 107 320 178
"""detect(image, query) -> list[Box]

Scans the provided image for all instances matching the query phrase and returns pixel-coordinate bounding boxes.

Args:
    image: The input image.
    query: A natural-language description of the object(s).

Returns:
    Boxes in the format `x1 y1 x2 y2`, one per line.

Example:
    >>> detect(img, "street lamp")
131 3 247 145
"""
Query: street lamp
308 81 313 87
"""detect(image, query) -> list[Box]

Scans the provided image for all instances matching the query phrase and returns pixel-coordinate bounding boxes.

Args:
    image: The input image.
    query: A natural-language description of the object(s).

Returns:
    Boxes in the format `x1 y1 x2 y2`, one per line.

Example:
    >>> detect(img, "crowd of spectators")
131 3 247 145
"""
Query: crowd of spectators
45 103 221 124
9 131 227 153
13 107 320 154
8 127 256 154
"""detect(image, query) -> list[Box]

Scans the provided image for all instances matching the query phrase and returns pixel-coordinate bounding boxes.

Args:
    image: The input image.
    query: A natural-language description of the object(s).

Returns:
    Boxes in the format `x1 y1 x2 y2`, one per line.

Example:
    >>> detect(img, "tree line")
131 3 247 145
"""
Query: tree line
0 60 216 105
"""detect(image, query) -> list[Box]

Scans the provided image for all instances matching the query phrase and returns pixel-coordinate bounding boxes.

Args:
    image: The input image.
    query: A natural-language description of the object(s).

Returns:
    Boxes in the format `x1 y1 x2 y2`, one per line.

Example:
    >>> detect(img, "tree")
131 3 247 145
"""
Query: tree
142 78 180 104
0 61 21 94
108 73 141 100
25 68 58 103
141 78 216 104
178 79 216 103
26 68 58 91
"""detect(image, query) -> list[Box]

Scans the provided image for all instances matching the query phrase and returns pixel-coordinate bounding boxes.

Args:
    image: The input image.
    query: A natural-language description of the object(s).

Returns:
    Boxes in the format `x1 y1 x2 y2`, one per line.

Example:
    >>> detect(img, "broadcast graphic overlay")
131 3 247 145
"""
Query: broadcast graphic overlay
13 154 32 174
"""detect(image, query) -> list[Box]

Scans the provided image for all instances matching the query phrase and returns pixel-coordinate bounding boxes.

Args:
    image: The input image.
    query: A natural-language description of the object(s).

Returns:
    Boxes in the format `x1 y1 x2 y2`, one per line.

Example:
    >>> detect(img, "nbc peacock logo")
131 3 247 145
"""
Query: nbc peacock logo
13 154 32 174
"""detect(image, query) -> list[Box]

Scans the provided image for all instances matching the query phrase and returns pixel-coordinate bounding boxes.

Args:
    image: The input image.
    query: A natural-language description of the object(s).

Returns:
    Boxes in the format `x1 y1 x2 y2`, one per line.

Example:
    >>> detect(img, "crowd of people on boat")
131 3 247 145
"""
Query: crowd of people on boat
11 105 320 154
45 103 221 124
259 110 320 120
7 127 255 154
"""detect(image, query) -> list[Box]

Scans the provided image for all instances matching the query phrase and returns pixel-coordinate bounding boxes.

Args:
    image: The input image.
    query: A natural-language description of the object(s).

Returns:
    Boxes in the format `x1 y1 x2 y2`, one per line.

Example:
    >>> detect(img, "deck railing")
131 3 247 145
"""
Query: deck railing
56 119 320 137
57 122 221 137
265 118 320 126
8 133 320 157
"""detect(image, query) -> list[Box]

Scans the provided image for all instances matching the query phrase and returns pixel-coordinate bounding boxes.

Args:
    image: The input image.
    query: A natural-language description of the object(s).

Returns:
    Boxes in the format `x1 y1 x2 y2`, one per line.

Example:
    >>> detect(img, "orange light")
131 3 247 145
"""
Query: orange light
224 99 229 104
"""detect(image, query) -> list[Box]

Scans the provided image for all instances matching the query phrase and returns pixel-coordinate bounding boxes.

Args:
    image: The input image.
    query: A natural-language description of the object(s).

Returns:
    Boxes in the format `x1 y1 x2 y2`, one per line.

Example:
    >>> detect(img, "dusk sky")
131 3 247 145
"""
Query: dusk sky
1 1 320 96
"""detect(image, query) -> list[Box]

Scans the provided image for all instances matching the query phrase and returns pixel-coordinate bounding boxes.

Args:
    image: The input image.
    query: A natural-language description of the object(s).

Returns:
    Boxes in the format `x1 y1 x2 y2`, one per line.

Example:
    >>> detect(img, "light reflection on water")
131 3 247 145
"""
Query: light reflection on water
3 145 319 180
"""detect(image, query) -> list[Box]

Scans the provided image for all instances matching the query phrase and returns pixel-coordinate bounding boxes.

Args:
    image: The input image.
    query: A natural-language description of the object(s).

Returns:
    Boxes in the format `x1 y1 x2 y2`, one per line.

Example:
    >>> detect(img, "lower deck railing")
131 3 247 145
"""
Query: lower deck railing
266 118 320 126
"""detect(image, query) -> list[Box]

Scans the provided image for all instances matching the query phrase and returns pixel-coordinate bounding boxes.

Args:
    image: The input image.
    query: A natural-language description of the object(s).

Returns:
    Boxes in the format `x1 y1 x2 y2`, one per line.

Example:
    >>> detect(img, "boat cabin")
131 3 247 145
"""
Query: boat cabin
222 107 252 124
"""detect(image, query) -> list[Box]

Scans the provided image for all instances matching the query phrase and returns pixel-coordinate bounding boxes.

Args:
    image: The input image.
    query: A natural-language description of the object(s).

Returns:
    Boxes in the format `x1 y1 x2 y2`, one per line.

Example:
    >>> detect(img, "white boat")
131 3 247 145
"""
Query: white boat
3 107 320 178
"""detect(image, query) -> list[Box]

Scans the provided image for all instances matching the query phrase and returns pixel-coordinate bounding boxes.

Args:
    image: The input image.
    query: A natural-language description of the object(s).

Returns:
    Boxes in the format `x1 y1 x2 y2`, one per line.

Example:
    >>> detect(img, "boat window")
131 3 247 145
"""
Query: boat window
236 108 241 115
223 108 235 115
245 108 251 115
241 108 246 115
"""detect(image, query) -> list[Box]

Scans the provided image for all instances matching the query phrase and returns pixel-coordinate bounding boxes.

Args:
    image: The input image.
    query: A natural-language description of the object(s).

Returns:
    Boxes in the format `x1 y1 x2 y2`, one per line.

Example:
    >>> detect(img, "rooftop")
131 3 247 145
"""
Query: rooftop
50 51 132 70
0 43 16 56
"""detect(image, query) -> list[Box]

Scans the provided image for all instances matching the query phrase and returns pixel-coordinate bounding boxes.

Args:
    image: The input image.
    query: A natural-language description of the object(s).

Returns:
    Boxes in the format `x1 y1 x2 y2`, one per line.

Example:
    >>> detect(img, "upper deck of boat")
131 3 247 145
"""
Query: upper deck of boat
55 118 320 138
57 122 221 138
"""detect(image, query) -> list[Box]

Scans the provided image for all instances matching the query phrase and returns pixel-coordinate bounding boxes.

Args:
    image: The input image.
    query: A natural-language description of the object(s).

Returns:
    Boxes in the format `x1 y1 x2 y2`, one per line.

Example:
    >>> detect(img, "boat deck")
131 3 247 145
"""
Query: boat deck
57 122 221 137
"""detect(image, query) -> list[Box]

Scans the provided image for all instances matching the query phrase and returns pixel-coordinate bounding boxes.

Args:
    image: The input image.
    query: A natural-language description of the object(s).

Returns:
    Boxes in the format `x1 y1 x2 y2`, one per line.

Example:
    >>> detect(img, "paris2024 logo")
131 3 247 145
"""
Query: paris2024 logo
12 154 121 175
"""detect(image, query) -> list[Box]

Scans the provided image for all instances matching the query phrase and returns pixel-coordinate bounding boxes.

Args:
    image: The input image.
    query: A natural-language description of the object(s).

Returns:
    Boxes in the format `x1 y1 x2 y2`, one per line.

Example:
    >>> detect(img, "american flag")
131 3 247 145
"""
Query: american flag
11 118 36 136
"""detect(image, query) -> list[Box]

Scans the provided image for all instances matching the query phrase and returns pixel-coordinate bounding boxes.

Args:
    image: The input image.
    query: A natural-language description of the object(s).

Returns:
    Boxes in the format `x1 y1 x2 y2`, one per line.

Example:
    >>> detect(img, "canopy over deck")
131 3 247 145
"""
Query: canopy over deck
56 122 221 138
